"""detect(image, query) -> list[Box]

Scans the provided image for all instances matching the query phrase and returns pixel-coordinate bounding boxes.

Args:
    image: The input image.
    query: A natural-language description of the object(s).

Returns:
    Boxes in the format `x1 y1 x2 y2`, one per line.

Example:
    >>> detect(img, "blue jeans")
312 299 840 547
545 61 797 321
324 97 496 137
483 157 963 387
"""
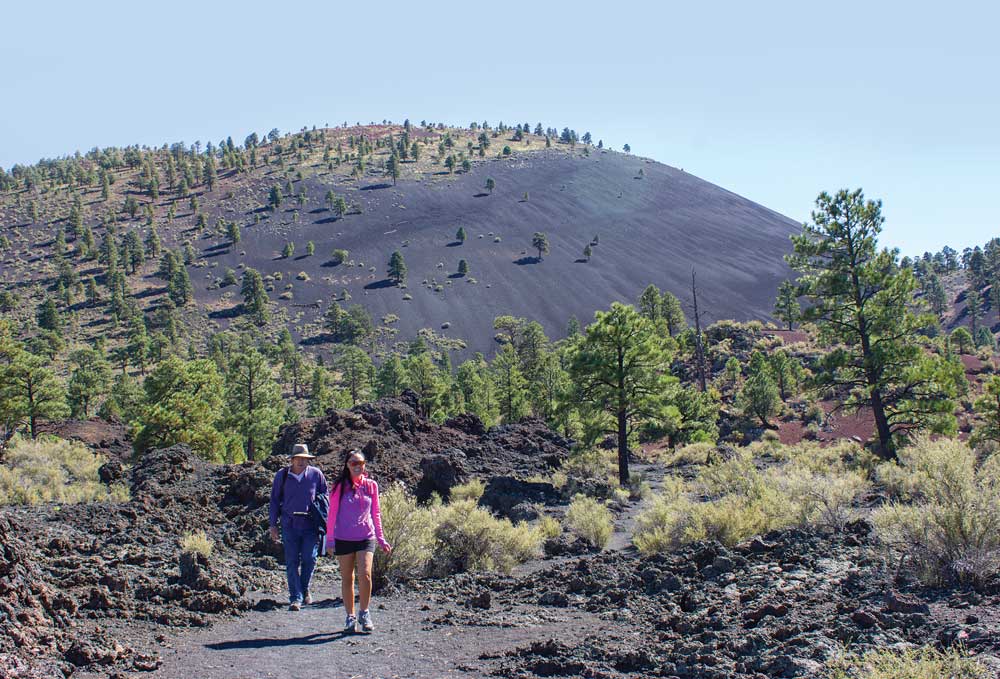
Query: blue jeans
281 525 319 603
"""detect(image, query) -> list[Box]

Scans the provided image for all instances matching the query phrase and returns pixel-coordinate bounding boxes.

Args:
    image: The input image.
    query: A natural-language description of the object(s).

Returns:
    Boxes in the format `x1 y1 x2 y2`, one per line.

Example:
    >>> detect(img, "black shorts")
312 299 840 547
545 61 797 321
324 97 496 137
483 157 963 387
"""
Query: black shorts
334 538 376 555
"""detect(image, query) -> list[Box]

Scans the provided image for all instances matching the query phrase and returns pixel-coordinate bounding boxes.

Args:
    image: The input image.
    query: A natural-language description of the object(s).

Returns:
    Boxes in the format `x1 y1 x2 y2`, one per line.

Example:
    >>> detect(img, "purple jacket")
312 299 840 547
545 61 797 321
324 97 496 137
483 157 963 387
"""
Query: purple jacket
269 466 328 531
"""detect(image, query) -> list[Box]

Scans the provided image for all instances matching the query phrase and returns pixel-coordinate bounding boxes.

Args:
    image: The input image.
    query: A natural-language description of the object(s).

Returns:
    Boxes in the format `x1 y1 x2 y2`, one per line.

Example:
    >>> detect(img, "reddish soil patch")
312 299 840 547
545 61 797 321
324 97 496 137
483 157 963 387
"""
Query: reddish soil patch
777 400 874 447
765 328 810 344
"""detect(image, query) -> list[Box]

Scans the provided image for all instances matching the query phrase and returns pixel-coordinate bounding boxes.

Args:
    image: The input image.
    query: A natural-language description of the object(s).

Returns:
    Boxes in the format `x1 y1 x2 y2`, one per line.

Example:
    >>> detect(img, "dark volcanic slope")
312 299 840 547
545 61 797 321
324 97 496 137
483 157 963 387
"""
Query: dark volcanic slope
201 149 798 356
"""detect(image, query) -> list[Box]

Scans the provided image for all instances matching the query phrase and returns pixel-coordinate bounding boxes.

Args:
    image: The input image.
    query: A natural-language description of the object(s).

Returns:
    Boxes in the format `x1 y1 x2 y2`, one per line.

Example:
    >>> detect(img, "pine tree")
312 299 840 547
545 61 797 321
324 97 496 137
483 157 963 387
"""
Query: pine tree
973 376 1000 446
240 268 269 325
386 153 401 185
661 291 687 336
269 185 283 211
485 177 496 194
569 303 674 485
226 221 241 246
388 251 407 285
773 280 801 331
134 357 233 461
457 259 469 276
375 354 407 398
583 244 593 261
456 226 466 244
638 284 662 321
225 347 284 461
532 232 550 261
788 189 963 458
336 346 373 406
737 351 780 426
168 266 193 306
37 298 61 333
0 349 69 438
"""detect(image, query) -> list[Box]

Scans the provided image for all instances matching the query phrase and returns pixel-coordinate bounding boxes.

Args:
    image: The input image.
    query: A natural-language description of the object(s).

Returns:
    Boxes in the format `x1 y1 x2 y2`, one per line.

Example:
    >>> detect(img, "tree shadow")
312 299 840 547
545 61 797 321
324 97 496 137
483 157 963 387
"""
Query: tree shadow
360 183 391 191
309 208 327 214
204 243 229 253
448 273 465 279
300 333 335 346
135 286 167 299
446 241 463 247
315 216 338 224
574 258 589 264
473 192 489 198
208 305 243 319
320 259 343 268
513 256 541 266
364 279 396 290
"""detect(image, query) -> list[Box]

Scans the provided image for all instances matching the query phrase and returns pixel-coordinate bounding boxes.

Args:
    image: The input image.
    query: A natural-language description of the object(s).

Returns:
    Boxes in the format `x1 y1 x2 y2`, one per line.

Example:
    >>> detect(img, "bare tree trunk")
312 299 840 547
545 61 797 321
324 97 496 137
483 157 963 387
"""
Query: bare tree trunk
690 270 707 392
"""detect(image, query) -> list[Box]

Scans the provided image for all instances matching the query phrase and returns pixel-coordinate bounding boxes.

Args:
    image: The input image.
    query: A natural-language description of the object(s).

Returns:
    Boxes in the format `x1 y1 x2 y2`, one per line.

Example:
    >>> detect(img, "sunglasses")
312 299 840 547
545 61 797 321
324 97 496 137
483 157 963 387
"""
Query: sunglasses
348 460 366 468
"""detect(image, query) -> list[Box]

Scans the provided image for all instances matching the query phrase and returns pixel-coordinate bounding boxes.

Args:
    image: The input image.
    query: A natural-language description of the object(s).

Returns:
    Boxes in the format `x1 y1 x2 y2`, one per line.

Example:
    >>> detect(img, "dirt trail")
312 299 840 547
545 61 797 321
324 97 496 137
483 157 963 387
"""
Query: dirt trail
133 465 668 679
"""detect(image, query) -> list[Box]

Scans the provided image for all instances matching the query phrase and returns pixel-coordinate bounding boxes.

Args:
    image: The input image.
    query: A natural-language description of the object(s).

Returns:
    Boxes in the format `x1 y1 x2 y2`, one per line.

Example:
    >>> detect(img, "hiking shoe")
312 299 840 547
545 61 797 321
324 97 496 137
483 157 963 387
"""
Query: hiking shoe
303 592 312 606
289 601 302 612
344 614 357 633
359 609 373 632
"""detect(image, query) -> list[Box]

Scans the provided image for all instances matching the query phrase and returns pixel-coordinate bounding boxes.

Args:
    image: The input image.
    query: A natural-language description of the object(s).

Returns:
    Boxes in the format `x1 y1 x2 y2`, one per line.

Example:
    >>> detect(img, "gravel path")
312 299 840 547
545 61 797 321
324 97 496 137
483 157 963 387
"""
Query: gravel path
140 464 667 679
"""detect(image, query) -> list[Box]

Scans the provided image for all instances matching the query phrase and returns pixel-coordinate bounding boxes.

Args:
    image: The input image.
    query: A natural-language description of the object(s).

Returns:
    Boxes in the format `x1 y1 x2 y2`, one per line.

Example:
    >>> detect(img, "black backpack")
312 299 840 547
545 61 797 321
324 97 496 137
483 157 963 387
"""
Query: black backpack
277 467 330 534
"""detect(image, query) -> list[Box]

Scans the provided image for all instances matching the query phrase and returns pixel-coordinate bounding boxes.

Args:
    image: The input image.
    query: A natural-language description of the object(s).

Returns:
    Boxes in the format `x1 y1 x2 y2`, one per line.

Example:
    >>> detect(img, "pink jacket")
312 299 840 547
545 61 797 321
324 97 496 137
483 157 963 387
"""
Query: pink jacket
325 476 390 550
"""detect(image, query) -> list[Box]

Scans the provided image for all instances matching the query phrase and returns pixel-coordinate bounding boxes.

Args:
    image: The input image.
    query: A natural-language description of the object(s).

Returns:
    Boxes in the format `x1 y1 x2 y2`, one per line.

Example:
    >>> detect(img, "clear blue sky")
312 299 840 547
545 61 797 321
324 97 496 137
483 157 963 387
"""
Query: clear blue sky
2 1 997 256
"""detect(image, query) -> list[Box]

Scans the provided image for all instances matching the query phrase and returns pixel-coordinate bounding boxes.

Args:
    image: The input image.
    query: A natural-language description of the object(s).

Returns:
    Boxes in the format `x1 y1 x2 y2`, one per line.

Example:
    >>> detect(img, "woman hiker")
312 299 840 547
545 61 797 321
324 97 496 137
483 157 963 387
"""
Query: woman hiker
326 449 392 633
268 443 328 611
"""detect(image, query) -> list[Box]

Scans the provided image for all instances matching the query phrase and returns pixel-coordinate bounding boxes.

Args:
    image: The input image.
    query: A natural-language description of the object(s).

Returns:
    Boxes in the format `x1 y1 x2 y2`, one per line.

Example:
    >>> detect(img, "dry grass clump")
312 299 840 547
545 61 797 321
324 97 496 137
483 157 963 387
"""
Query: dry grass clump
873 436 1000 586
662 441 714 466
0 435 130 505
565 494 614 549
537 515 562 540
561 448 616 483
448 478 485 503
179 530 214 556
634 444 871 553
823 645 986 679
373 484 438 589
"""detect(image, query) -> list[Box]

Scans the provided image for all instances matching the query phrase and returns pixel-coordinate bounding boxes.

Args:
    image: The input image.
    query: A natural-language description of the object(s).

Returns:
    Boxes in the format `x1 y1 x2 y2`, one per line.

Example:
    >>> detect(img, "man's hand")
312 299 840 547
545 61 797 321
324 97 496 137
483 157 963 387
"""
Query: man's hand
269 526 279 543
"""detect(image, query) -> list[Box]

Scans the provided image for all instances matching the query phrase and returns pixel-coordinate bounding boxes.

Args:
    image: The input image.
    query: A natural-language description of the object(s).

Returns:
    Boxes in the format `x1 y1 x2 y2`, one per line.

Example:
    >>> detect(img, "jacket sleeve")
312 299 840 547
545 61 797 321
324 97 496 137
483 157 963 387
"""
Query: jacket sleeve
268 471 282 529
325 482 339 548
369 481 390 549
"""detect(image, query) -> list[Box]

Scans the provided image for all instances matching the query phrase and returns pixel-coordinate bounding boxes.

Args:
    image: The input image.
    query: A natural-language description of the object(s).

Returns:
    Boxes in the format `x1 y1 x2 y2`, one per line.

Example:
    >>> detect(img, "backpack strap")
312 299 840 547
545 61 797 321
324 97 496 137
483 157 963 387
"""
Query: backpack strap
277 466 289 509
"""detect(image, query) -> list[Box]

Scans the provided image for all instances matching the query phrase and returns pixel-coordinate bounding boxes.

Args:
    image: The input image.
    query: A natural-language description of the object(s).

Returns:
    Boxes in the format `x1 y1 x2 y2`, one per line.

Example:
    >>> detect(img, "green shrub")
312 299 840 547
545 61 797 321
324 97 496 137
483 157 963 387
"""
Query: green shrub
565 494 614 549
873 437 1000 586
0 436 130 505
449 478 485 503
373 484 438 589
432 499 542 575
180 530 214 556
823 645 986 679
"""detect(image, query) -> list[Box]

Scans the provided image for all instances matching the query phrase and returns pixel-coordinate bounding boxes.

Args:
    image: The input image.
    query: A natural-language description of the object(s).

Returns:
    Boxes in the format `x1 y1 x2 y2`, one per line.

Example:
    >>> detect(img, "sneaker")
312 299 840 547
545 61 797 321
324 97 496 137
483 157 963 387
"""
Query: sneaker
344 614 357 633
359 609 373 633
289 601 302 612
303 592 312 606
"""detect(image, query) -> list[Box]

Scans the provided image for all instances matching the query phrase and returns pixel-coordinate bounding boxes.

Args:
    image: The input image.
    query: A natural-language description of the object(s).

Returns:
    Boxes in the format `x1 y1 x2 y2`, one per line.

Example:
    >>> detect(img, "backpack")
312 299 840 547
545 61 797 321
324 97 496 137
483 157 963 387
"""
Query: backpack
277 467 330 534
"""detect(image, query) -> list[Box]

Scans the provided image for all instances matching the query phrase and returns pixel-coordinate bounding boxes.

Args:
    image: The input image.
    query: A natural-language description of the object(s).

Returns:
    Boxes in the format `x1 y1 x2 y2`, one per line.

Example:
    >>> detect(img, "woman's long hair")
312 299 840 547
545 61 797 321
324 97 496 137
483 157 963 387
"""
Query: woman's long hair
334 450 365 499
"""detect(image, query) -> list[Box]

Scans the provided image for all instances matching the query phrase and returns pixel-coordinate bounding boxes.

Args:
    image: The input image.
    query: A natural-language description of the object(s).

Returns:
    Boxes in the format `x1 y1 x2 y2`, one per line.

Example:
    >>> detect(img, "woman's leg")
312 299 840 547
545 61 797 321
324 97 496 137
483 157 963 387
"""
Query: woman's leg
356 550 374 611
338 553 357 616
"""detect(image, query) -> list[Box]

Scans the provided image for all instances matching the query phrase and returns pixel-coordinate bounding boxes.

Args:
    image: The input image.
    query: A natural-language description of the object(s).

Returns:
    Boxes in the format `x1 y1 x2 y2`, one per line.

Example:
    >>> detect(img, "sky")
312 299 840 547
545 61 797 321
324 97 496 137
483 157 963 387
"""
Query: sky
1 0 997 256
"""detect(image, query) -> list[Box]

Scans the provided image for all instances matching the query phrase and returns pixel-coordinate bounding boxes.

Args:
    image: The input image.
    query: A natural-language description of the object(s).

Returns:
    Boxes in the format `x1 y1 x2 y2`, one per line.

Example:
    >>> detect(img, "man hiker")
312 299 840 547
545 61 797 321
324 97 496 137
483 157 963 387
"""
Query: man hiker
269 443 328 611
